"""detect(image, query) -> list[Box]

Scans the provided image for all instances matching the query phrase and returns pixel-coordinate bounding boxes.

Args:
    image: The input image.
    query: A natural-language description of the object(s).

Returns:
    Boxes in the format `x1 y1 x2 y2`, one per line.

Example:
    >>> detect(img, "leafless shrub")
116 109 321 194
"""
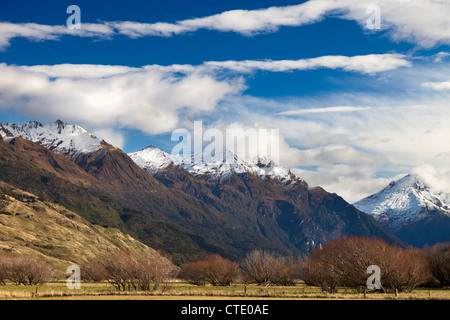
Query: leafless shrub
204 254 240 286
180 260 208 286
81 259 106 282
180 254 240 286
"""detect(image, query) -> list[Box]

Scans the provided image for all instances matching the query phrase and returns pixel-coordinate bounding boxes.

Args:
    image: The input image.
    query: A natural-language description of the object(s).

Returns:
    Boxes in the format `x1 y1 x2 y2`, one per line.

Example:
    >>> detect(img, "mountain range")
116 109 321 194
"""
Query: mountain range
0 120 406 263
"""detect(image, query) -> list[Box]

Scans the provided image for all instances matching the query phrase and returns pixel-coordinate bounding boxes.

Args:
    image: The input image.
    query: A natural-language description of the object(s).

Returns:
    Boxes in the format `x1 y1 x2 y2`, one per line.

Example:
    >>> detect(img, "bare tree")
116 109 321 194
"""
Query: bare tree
299 257 340 293
7 256 53 285
241 250 274 286
98 249 138 291
136 253 178 291
241 250 295 286
0 253 11 285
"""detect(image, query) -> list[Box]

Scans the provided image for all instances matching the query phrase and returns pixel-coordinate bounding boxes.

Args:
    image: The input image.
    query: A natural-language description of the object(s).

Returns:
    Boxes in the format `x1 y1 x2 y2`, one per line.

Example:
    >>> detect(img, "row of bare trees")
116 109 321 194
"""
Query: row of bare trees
299 237 450 293
81 249 178 291
0 253 53 285
1 237 448 292
180 250 297 286
179 238 450 291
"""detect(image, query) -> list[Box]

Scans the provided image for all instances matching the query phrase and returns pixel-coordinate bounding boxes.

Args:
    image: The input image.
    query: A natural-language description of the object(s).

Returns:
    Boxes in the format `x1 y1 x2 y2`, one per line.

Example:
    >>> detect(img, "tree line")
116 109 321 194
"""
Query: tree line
0 237 449 293
180 237 450 293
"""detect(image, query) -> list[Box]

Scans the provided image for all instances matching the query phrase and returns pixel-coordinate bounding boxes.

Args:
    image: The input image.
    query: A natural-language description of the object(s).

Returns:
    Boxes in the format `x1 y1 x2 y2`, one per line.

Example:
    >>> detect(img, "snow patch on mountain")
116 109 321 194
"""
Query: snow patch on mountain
0 124 9 138
354 174 450 227
3 120 102 157
128 145 302 185
128 145 173 174
0 123 14 142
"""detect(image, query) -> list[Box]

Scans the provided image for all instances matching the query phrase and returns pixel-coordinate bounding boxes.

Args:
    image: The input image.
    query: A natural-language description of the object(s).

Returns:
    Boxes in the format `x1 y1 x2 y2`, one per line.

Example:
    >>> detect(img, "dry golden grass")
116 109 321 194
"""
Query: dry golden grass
1 281 449 300
0 181 159 271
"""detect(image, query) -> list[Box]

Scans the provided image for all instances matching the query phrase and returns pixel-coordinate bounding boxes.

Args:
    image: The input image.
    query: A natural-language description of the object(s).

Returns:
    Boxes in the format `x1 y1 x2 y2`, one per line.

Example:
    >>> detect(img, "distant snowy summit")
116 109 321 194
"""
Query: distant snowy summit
1 120 103 158
354 174 450 228
128 145 301 185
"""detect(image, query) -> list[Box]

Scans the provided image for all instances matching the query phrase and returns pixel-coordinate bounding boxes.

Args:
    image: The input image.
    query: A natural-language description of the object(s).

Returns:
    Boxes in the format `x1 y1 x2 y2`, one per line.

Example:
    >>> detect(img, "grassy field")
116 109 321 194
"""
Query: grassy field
0 281 449 300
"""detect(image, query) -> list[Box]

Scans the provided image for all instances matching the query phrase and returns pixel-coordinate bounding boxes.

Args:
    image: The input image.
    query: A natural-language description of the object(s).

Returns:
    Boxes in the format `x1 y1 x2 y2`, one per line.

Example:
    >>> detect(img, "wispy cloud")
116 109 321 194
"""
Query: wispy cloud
422 81 450 91
17 53 410 78
275 106 371 116
110 0 450 49
0 22 114 50
1 0 449 49
202 54 411 75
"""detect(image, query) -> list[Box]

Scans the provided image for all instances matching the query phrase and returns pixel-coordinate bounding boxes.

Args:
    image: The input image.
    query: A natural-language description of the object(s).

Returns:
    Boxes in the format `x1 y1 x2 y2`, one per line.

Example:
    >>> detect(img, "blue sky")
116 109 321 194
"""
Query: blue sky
0 0 449 202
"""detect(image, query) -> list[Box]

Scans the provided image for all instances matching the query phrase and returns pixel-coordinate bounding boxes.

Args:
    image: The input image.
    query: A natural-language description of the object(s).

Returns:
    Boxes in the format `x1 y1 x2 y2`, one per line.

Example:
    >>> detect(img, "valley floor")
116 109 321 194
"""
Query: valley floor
0 282 449 300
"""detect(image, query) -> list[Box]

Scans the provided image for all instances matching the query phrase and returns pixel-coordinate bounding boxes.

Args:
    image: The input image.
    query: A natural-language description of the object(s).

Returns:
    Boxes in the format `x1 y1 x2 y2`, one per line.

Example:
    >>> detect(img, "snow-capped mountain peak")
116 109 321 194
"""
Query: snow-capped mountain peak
3 120 103 157
354 174 450 227
128 145 174 174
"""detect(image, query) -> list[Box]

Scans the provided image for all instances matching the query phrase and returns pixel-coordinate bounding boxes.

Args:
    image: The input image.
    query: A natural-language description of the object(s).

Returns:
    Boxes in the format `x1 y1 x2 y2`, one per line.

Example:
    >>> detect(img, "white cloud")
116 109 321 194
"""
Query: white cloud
275 106 371 116
293 166 406 203
108 0 450 48
411 165 450 194
422 81 450 90
21 64 140 78
172 1 342 35
203 54 411 75
1 1 449 49
137 54 411 75
0 63 242 135
92 128 125 149
339 0 450 48
184 0 450 48
432 52 450 63
0 22 114 50
110 21 191 37
106 0 450 49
